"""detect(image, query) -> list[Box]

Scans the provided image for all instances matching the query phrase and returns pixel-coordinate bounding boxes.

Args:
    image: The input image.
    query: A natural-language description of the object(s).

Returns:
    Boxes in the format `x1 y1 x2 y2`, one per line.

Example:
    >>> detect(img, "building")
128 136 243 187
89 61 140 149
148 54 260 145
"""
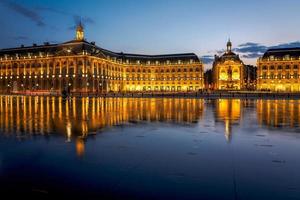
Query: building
0 25 204 94
257 48 300 92
212 40 245 90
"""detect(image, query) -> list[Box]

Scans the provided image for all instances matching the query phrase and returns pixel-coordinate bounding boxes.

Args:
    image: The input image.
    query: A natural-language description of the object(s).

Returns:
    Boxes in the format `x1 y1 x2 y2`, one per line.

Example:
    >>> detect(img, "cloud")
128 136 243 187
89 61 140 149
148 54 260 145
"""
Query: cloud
35 6 95 31
10 36 29 40
242 53 263 59
201 55 215 64
1 0 45 26
270 41 300 49
68 15 95 30
35 6 69 16
202 41 300 66
234 43 267 54
234 41 300 59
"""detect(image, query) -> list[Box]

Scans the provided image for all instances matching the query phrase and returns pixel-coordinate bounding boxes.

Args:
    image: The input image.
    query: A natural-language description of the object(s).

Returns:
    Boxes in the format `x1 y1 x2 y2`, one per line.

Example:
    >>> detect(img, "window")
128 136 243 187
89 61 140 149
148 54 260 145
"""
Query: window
286 65 290 70
278 65 282 70
286 72 290 79
293 72 298 79
284 54 290 60
277 73 282 79
262 66 267 70
270 65 275 70
270 73 274 79
294 65 298 69
262 72 267 79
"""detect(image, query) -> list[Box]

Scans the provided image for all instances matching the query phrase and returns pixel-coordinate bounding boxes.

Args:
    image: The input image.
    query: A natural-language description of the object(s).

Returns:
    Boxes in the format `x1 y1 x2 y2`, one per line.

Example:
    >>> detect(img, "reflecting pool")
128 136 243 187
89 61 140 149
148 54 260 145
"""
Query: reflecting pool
0 96 299 199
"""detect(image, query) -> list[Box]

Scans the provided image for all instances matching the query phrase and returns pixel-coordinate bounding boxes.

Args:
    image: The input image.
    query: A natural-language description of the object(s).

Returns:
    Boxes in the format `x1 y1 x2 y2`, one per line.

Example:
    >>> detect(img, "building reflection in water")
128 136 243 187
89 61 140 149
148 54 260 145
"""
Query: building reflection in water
0 96 204 156
1 96 299 157
257 99 300 129
214 99 241 141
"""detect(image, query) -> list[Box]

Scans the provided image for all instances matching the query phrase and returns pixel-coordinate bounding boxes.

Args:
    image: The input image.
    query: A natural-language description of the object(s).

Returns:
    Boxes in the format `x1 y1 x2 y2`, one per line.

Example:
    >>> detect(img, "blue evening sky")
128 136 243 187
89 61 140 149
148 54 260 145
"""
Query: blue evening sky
1 0 300 69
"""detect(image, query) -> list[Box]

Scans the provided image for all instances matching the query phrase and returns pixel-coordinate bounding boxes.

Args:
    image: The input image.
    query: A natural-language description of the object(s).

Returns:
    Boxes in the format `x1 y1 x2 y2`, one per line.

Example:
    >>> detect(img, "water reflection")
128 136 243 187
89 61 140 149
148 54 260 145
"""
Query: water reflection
0 96 300 156
0 96 205 156
257 99 300 130
1 97 300 199
214 99 241 141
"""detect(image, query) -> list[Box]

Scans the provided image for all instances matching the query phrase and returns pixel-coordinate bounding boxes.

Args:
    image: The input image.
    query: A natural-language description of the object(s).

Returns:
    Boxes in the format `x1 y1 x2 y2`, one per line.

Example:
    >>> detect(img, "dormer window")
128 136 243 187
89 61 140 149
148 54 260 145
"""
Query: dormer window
156 61 160 65
147 61 151 65
178 60 182 64
126 59 129 64
166 60 170 65
190 59 194 64
270 55 274 61
136 60 140 64
284 54 290 60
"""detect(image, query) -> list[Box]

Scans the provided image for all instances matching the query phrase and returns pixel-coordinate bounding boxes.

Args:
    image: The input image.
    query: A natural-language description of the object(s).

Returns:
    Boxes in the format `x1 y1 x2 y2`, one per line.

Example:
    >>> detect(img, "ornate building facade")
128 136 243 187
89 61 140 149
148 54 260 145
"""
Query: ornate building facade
212 40 245 90
257 48 300 92
0 25 204 94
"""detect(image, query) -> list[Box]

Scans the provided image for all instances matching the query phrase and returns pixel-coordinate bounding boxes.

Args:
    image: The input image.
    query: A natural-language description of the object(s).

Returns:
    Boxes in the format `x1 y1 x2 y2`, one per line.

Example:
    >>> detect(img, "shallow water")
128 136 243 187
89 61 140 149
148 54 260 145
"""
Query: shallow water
0 96 299 199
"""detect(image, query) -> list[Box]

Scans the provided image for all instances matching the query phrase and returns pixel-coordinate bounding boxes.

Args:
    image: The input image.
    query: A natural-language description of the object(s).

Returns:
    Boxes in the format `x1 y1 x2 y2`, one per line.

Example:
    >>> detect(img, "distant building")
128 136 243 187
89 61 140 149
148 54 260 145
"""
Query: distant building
244 65 257 90
212 40 245 90
0 25 204 94
257 48 300 92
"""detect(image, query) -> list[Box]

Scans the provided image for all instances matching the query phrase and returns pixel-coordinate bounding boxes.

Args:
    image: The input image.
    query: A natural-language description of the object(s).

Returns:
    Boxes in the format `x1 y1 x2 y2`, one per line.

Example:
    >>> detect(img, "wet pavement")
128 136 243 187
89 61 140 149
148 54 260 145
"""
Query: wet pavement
0 96 299 199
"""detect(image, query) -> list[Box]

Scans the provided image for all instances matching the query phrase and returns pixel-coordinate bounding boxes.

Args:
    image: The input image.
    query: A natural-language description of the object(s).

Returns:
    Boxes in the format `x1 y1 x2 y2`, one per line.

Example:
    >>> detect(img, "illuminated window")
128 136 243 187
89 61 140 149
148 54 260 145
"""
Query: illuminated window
293 72 298 79
232 70 240 80
277 73 282 79
284 54 290 60
262 66 267 70
219 70 228 80
262 72 267 79
277 65 282 70
270 65 275 70
293 65 298 69
285 65 290 69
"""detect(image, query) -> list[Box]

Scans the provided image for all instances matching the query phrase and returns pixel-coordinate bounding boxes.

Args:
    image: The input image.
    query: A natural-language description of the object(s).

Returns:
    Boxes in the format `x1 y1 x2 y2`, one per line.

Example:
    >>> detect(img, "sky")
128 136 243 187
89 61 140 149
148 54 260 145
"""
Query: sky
1 0 300 70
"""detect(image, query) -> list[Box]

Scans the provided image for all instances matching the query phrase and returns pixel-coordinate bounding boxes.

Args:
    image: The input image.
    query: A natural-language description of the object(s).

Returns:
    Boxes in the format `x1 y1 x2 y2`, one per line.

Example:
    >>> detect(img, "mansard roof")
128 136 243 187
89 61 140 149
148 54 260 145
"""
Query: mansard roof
0 39 201 64
262 47 300 59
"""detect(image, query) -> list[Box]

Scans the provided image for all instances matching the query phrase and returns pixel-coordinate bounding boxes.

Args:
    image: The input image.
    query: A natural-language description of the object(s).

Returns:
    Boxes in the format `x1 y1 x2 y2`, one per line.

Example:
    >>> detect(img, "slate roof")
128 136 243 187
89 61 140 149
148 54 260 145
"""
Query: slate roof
0 40 201 65
262 47 300 59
